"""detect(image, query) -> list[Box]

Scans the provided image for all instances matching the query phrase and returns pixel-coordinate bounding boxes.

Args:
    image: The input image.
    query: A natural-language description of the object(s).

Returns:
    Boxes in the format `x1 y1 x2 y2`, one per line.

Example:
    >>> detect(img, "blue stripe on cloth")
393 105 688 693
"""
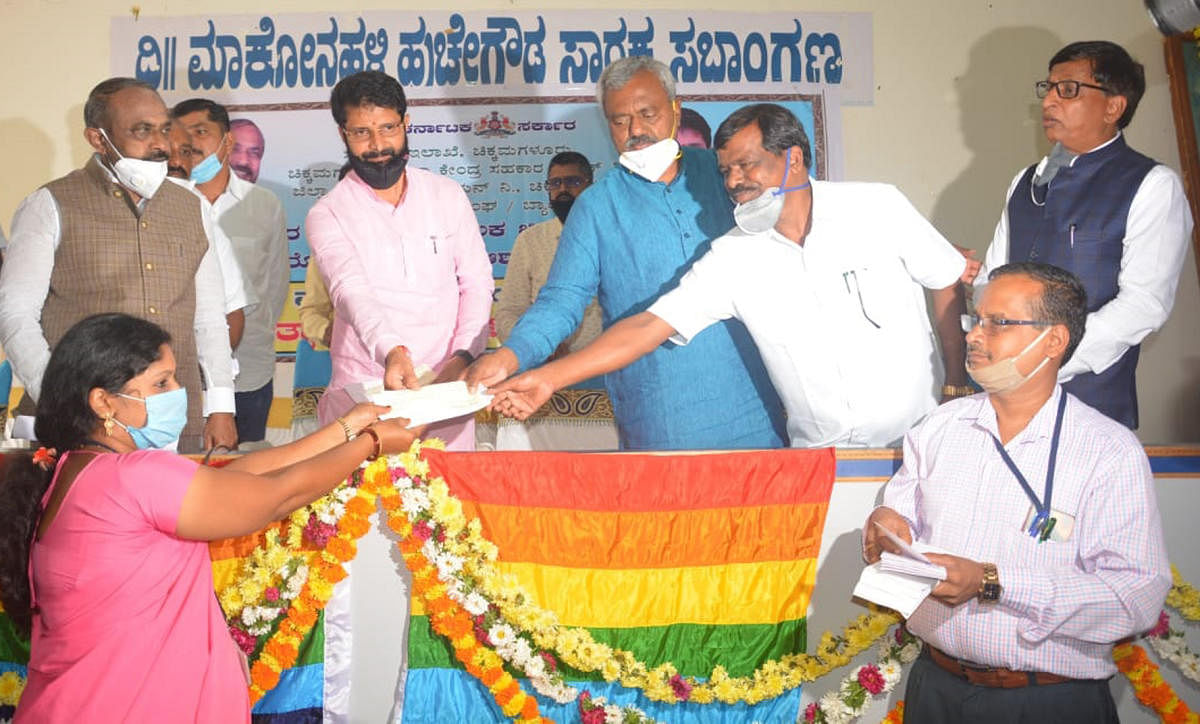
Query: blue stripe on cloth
251 707 322 724
251 662 322 715
401 668 802 724
0 662 26 676
834 456 902 480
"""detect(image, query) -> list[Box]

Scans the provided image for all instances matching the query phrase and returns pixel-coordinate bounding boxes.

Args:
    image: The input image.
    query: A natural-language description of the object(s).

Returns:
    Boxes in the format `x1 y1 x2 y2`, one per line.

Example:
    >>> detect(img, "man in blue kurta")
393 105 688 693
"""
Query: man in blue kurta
465 56 786 450
978 40 1192 429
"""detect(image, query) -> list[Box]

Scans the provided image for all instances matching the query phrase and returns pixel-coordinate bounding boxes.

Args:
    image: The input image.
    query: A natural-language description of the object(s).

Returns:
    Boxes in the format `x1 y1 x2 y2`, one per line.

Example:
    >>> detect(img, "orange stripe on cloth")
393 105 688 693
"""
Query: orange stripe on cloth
465 501 828 568
423 448 836 511
209 521 281 561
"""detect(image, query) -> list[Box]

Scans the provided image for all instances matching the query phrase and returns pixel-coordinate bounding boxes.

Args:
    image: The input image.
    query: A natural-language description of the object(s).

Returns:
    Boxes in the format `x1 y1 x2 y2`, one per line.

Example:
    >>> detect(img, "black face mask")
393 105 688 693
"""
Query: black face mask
348 145 409 190
549 193 575 223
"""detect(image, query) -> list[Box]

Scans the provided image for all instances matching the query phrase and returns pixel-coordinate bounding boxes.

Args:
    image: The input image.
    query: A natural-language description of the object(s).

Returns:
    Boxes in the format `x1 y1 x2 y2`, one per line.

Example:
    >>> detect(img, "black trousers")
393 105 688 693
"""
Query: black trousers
903 649 1119 724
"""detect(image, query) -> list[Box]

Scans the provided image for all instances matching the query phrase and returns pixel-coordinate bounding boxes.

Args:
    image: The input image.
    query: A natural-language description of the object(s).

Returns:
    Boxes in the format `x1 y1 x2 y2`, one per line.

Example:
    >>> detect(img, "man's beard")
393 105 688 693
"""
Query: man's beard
345 141 410 190
549 192 575 223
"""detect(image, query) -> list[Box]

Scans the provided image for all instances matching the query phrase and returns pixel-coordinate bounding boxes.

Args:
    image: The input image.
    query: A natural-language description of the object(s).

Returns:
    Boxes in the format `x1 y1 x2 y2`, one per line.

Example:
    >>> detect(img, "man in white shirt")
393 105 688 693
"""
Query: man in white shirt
978 40 1192 429
490 103 968 448
167 120 253 353
172 98 289 444
0 77 236 452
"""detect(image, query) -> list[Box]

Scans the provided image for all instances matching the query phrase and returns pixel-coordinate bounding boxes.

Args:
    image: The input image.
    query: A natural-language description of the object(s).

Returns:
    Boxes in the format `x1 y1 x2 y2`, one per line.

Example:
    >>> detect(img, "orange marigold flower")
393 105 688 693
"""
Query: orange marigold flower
380 492 401 511
521 694 540 719
491 673 516 696
1142 683 1176 710
346 496 374 516
338 515 371 538
480 666 504 687
291 607 319 629
500 690 525 716
327 536 357 561
324 563 349 584
251 663 280 691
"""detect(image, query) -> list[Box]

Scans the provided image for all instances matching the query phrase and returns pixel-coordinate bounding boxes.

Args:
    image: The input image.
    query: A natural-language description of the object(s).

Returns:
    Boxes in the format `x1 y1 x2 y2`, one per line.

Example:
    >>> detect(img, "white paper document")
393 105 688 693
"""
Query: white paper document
345 376 493 428
853 540 950 618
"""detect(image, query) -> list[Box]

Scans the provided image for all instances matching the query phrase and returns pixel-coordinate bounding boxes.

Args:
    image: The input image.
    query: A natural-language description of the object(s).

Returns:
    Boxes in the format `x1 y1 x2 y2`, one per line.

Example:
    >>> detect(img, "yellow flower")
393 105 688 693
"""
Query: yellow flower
0 671 25 706
600 659 622 681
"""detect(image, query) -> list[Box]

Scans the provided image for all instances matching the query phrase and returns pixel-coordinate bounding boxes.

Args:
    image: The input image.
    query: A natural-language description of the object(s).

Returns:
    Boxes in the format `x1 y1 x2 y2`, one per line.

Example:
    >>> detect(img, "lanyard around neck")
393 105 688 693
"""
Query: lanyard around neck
990 391 1068 539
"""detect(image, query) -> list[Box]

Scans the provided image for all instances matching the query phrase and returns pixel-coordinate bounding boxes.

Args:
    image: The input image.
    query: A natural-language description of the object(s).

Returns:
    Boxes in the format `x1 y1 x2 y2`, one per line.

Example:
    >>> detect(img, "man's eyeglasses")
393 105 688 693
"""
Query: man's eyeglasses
1034 80 1114 100
343 122 405 142
961 314 1049 335
546 176 587 191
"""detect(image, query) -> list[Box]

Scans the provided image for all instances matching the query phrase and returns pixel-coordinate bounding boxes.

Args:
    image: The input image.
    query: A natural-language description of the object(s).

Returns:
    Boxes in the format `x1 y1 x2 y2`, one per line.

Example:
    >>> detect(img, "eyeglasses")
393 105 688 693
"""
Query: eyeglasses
545 175 587 191
961 314 1048 335
1035 80 1114 99
343 121 404 142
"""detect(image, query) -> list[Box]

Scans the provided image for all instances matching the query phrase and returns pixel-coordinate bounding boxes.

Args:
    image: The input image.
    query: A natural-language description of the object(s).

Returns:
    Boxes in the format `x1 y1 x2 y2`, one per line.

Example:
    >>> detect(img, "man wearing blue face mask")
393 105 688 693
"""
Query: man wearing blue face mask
0 77 236 453
466 57 788 451
490 103 970 448
170 98 289 446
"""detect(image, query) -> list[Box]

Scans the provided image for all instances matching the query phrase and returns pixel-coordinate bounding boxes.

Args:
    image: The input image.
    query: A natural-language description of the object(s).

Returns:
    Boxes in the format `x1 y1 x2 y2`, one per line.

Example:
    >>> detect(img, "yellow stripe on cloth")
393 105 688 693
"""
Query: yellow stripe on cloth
412 559 817 627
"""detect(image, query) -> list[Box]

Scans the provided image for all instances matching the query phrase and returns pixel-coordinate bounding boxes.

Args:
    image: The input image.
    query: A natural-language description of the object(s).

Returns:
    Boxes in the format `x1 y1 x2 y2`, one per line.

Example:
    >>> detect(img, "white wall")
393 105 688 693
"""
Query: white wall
3 0 1196 441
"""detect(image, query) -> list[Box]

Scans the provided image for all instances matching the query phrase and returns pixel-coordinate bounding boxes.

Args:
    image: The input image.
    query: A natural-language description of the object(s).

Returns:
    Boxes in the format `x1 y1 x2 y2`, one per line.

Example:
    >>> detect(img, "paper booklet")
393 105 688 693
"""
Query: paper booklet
852 533 951 618
344 371 493 428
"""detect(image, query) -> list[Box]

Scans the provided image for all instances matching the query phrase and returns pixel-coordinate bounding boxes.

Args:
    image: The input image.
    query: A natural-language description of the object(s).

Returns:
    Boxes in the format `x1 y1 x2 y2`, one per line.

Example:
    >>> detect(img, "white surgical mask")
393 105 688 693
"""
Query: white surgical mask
99 128 168 199
732 147 811 234
966 327 1052 394
619 137 681 182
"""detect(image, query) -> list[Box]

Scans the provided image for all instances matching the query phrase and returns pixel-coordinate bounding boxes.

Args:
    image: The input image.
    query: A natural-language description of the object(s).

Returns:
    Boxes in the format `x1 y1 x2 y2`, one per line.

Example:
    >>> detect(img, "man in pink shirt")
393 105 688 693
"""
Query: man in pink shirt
306 71 493 450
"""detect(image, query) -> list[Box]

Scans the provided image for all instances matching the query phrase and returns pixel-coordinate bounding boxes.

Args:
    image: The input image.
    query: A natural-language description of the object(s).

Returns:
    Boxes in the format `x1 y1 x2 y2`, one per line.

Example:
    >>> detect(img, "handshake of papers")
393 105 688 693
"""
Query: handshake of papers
852 523 951 618
344 373 493 428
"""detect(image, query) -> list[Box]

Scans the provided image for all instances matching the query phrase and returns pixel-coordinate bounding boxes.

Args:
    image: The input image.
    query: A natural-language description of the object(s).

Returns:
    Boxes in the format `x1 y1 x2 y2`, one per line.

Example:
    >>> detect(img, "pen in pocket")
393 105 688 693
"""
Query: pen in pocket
1069 223 1075 249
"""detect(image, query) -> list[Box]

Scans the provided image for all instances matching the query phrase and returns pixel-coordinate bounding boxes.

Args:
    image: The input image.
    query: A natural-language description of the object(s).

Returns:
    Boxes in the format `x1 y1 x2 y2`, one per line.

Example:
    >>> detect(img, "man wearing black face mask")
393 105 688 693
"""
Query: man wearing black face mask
306 71 493 451
0 76 236 453
494 152 602 361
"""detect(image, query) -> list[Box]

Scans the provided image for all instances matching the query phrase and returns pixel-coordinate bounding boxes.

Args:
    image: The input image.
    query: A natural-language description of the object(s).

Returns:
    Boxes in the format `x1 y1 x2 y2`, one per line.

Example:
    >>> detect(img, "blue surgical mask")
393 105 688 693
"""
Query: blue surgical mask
189 145 226 184
114 388 188 449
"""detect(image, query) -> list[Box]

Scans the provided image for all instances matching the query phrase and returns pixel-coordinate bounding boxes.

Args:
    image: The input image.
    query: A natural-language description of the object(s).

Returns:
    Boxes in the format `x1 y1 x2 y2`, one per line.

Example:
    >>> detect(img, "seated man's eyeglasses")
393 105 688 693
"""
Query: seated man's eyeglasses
343 122 405 141
961 314 1048 335
545 176 587 191
1034 80 1114 99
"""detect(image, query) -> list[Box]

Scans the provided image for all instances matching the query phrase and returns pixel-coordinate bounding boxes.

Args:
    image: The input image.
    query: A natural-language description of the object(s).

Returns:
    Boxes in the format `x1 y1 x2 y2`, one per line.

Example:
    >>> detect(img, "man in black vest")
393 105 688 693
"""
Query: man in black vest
977 40 1192 429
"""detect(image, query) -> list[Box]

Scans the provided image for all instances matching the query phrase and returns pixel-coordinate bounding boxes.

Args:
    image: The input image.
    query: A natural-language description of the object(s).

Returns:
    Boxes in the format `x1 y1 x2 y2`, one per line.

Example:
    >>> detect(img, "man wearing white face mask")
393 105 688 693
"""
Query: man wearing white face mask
489 103 967 449
466 58 787 451
863 262 1169 723
0 77 236 453
170 98 288 445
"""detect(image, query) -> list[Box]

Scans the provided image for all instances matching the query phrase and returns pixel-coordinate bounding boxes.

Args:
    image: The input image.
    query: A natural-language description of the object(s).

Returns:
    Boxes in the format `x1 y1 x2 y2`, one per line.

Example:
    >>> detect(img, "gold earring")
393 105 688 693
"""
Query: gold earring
104 415 115 437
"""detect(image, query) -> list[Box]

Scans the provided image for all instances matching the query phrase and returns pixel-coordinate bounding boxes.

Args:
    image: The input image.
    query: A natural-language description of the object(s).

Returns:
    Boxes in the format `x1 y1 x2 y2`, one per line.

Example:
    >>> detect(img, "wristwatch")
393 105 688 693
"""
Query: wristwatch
978 562 1001 603
942 384 975 398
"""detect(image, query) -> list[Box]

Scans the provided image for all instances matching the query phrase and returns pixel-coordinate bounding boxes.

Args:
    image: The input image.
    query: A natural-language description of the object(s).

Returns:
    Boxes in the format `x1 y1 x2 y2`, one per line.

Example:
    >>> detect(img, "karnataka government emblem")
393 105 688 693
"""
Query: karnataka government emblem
474 111 516 137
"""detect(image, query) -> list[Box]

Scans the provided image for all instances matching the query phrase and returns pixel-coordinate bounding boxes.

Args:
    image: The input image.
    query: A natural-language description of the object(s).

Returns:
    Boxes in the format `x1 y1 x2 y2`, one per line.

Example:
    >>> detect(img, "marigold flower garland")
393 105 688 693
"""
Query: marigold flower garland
0 670 24 707
1113 642 1199 724
802 627 920 724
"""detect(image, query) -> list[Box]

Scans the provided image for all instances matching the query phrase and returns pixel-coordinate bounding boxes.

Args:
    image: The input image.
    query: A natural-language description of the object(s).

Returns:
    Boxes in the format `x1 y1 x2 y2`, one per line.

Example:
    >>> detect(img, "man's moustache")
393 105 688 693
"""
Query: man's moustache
553 192 574 203
143 150 169 162
729 185 759 197
623 135 658 151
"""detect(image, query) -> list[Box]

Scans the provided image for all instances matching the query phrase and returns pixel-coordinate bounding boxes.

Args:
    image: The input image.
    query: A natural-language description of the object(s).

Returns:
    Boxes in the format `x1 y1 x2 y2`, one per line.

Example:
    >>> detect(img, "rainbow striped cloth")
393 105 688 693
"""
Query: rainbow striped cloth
403 448 836 723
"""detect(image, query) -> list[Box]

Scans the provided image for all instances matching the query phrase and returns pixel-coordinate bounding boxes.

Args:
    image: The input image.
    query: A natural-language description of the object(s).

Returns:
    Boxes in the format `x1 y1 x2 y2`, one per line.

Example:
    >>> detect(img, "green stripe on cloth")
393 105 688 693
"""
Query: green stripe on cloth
0 612 29 665
408 614 805 679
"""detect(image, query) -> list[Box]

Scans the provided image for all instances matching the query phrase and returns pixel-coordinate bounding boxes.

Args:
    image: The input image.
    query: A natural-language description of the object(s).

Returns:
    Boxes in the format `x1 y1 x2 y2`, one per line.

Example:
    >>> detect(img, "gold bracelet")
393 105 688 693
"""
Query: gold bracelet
336 416 355 442
360 425 383 461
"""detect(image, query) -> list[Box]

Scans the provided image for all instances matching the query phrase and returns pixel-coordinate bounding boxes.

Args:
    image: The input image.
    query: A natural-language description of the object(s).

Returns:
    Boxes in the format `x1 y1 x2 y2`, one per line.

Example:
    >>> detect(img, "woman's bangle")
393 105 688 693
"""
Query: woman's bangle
336 416 355 442
360 425 383 461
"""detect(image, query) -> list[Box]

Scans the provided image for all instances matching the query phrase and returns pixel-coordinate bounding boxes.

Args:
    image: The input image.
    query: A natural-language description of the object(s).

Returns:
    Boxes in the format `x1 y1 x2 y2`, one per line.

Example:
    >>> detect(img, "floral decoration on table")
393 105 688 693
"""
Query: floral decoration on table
879 701 904 724
1167 564 1200 622
215 443 1200 724
0 670 24 708
802 626 919 724
1145 610 1200 685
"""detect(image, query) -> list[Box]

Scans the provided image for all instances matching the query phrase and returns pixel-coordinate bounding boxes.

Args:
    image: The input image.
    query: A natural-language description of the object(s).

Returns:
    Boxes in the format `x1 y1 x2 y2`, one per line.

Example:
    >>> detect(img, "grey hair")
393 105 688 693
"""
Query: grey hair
84 77 156 131
596 56 676 109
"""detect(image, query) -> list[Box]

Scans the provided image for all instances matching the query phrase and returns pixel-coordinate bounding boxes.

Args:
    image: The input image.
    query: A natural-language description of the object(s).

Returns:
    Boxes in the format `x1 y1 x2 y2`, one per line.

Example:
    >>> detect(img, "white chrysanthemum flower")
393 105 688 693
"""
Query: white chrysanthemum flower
899 642 921 663
437 551 464 576
880 659 903 687
249 623 271 636
604 704 624 723
241 607 260 626
261 607 282 621
421 540 440 566
401 488 430 516
523 653 546 679
394 475 414 490
511 637 533 665
488 623 516 650
462 592 489 616
820 690 847 717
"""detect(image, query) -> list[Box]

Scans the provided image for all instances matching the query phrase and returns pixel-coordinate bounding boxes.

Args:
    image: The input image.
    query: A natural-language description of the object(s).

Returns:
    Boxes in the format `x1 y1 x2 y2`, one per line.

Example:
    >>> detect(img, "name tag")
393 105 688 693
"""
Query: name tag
1021 505 1076 543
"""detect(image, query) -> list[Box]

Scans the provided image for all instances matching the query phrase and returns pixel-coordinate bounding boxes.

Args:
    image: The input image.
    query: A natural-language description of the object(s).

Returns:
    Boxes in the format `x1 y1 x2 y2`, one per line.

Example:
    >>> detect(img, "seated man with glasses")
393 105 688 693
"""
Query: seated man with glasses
305 70 493 451
494 151 603 363
865 261 1169 724
978 40 1191 430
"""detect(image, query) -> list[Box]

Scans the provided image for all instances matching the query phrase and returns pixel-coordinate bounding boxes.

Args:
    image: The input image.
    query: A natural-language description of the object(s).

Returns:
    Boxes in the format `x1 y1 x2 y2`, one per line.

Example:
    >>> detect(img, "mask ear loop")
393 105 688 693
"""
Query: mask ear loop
773 146 811 195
